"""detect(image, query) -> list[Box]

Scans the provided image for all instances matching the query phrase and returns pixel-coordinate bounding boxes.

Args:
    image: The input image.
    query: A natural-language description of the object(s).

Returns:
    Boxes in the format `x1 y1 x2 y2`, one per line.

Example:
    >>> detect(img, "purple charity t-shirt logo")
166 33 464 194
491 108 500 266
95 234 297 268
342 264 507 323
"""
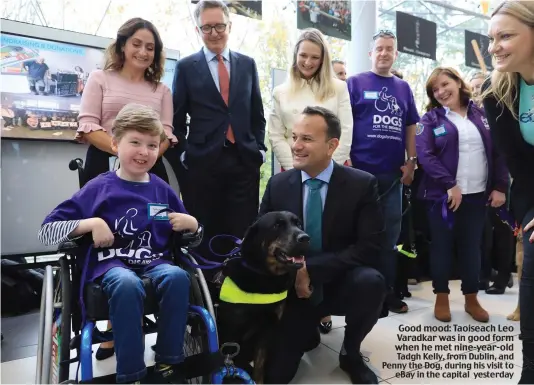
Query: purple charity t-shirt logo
96 207 165 267
370 86 404 136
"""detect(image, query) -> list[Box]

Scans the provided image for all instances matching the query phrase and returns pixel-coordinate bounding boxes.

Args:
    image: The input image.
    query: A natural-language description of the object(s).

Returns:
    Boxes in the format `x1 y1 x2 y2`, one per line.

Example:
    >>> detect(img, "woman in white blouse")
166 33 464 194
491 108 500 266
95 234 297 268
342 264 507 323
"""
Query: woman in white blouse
268 28 352 170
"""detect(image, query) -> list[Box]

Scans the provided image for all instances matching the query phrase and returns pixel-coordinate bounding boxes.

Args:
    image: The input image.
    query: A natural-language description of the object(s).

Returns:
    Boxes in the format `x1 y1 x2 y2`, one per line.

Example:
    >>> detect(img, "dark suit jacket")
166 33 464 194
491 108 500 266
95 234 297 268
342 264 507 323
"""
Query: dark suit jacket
172 48 267 169
259 163 385 284
482 78 534 223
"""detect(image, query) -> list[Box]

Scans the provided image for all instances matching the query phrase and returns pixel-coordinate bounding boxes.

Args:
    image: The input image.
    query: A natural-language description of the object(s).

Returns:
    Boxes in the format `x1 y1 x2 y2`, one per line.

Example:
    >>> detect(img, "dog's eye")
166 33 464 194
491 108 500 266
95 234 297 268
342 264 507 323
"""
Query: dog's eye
273 220 285 229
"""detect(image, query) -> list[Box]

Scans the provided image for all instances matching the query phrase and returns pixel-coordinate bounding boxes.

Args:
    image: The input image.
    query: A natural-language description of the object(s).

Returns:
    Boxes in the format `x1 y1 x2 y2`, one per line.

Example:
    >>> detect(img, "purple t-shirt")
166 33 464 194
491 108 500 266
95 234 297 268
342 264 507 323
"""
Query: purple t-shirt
42 172 187 281
347 71 420 175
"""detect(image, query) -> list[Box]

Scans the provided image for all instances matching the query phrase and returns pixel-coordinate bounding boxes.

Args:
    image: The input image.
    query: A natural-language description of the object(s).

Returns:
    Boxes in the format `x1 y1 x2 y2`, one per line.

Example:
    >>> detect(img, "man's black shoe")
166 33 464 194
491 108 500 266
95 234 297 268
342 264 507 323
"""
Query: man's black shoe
485 284 505 295
339 353 378 384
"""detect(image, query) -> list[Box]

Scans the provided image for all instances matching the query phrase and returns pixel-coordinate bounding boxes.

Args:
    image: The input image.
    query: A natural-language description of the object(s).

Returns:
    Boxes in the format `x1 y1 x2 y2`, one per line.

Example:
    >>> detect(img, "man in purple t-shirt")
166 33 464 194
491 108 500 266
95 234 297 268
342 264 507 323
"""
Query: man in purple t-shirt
347 30 420 314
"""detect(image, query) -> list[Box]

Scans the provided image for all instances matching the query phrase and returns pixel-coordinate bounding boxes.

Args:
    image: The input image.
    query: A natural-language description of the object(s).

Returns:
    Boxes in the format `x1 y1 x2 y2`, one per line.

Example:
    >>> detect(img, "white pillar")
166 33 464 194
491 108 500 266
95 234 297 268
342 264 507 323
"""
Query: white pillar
347 0 377 76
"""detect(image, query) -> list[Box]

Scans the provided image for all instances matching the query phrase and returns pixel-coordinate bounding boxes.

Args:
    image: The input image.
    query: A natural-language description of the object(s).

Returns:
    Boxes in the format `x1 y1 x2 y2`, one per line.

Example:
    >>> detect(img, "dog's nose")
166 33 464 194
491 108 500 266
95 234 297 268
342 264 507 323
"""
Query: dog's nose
297 233 310 243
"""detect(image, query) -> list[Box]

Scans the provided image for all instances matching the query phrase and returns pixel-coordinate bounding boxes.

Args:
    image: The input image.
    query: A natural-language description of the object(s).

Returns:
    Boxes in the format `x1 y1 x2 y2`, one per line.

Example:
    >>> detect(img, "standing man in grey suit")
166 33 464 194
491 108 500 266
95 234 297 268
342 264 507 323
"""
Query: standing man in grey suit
172 0 266 262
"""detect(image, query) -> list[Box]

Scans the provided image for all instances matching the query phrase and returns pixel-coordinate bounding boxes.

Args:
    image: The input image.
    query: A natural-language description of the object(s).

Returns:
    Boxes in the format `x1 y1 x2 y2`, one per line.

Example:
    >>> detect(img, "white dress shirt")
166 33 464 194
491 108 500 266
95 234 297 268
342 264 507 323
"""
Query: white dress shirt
446 109 488 194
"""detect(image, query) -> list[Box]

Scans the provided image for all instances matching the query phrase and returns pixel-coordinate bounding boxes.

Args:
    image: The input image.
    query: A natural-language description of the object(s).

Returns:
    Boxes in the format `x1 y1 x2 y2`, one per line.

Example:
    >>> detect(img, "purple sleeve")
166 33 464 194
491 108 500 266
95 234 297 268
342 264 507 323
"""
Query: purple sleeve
406 87 420 126
415 113 456 190
42 184 97 226
346 76 360 106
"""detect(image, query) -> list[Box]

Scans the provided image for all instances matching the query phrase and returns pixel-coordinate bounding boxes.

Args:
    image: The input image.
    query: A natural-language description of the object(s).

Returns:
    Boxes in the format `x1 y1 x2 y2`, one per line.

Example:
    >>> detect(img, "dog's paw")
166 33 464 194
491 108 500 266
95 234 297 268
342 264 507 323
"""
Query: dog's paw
507 311 520 321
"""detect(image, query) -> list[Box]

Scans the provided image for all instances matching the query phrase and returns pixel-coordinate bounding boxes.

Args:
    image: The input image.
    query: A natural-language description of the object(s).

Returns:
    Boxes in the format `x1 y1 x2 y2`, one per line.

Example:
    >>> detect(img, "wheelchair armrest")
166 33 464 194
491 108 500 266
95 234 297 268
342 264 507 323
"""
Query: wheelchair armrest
58 234 91 253
58 241 80 253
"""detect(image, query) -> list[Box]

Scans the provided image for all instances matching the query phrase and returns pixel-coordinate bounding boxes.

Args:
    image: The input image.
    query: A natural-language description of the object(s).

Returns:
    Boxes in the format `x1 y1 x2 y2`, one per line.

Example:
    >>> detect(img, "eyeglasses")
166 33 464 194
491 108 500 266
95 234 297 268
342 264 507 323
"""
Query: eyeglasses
373 29 396 40
199 23 228 34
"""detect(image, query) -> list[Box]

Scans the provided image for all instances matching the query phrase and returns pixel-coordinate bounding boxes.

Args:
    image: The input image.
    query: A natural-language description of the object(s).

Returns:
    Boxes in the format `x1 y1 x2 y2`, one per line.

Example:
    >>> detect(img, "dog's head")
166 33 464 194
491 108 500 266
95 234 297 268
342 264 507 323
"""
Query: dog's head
240 211 310 275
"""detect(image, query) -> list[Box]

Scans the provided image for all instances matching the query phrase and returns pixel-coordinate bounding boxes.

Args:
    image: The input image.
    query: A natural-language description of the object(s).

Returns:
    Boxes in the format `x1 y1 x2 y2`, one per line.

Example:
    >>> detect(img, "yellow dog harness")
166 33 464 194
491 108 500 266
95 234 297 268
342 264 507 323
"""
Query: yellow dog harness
219 277 288 305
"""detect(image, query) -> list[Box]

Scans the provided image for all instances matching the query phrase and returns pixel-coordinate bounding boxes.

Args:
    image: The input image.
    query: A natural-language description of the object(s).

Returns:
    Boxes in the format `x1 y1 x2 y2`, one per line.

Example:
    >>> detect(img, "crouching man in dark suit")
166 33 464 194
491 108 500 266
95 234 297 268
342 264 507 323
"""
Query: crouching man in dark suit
260 106 387 384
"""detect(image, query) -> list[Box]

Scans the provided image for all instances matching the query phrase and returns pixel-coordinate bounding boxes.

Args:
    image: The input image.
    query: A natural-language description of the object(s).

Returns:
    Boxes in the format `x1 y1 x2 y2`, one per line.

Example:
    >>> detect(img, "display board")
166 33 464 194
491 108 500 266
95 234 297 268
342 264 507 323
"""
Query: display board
191 0 262 19
464 30 493 72
396 11 437 60
270 68 288 176
296 0 351 41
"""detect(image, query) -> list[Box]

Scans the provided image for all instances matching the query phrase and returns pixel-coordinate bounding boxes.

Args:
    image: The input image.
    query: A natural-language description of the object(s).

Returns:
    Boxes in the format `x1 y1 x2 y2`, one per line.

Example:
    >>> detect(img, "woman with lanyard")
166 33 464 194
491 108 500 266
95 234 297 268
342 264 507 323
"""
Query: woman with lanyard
482 1 534 382
76 17 177 360
77 17 177 186
415 67 509 324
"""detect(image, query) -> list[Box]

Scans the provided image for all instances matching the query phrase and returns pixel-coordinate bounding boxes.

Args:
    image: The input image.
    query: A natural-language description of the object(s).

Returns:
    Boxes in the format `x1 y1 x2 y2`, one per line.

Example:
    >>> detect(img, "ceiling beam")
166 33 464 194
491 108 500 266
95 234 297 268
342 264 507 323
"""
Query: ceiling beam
424 0 490 20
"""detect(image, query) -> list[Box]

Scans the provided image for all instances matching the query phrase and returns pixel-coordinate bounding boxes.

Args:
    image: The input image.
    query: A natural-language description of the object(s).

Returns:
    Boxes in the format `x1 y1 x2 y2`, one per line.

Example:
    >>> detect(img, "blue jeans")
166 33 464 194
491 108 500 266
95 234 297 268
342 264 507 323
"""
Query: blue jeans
375 173 403 289
520 207 534 343
426 194 486 294
101 264 190 383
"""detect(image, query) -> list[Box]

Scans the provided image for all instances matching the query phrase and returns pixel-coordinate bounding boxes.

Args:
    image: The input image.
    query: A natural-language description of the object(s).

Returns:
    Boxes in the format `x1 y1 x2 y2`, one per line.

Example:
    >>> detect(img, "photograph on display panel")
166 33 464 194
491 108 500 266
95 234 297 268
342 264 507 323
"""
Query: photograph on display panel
191 0 262 20
0 32 178 142
1 33 105 141
296 1 351 41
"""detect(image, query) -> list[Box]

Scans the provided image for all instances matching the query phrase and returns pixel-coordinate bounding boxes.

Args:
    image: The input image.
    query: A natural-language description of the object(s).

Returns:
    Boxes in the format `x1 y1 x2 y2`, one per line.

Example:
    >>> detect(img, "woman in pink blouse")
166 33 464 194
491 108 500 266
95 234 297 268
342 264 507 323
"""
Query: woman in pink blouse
77 17 177 360
77 17 177 185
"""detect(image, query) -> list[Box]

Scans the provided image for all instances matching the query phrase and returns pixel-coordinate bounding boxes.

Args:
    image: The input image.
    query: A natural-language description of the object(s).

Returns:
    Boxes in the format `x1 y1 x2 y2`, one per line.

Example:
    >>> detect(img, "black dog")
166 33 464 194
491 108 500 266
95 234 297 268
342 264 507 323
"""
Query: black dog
215 211 309 383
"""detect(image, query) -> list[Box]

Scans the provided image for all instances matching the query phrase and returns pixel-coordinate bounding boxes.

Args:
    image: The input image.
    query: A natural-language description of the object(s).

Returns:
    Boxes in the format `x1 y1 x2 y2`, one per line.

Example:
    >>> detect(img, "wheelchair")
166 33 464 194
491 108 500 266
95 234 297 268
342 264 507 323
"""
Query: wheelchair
35 158 252 384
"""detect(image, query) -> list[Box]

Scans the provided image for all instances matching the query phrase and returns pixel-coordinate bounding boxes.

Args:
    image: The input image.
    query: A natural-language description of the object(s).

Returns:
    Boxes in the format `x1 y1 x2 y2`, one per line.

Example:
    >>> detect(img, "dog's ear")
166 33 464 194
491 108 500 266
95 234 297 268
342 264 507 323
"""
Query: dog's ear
240 218 260 257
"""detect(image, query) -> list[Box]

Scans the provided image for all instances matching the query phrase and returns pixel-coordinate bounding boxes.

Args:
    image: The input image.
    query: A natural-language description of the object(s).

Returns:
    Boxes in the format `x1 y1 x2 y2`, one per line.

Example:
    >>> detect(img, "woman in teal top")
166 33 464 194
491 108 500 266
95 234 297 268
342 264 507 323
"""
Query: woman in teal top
482 1 534 383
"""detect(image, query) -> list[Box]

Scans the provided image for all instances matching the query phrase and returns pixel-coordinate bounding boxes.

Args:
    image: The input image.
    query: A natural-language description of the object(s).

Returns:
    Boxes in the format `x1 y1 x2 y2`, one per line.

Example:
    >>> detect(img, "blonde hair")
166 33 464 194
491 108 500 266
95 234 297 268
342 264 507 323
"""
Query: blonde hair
112 103 166 142
289 29 336 102
104 18 165 90
481 1 534 119
425 67 472 112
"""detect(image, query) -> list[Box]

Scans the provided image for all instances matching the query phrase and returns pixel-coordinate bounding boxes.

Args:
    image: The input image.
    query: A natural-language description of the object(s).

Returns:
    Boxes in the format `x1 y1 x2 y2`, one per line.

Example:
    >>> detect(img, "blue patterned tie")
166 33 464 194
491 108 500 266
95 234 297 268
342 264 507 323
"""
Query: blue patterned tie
305 179 324 252
305 178 324 305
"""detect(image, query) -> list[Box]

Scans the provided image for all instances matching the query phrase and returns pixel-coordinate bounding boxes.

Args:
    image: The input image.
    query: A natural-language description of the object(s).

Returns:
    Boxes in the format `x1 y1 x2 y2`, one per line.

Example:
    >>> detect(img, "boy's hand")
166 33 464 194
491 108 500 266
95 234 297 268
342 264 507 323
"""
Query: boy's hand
91 218 114 248
169 213 198 233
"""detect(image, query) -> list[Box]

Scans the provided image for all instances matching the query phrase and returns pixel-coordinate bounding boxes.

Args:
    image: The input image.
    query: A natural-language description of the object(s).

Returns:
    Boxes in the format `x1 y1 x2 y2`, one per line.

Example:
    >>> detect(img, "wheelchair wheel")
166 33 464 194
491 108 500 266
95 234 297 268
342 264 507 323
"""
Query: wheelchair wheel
56 257 72 383
35 265 55 384
182 257 214 384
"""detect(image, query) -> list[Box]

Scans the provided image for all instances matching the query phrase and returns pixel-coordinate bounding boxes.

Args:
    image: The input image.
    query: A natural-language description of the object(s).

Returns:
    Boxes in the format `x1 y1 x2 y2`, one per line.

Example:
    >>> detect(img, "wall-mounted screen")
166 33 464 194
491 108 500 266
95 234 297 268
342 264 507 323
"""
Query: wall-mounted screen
1 33 105 141
297 1 351 41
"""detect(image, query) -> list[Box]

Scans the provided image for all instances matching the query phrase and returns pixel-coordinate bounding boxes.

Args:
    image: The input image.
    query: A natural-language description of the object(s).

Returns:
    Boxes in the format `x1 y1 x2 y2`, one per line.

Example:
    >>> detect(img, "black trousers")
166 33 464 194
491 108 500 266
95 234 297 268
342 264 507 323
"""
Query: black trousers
177 145 260 270
264 266 386 384
481 207 515 286
81 145 169 187
427 195 487 294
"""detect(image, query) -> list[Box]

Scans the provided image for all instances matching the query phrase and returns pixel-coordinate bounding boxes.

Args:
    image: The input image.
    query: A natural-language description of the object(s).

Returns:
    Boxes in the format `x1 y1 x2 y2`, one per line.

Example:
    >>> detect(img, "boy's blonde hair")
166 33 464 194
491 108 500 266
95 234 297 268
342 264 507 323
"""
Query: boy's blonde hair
112 103 166 142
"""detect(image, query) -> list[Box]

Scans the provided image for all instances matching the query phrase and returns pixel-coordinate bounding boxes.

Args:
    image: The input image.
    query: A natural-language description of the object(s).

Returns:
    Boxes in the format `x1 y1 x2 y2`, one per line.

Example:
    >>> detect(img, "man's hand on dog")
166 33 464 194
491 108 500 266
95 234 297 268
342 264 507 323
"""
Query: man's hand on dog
169 213 199 233
295 263 312 299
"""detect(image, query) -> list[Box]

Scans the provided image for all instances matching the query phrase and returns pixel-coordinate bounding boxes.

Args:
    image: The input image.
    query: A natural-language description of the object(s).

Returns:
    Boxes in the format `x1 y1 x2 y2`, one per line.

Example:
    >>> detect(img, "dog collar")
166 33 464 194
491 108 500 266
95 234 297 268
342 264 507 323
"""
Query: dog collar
219 277 288 305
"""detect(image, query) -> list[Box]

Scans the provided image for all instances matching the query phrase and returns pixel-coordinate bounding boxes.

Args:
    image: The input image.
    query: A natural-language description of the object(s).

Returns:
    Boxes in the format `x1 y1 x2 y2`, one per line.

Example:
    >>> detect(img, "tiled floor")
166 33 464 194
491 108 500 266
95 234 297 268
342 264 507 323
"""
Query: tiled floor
1 280 524 384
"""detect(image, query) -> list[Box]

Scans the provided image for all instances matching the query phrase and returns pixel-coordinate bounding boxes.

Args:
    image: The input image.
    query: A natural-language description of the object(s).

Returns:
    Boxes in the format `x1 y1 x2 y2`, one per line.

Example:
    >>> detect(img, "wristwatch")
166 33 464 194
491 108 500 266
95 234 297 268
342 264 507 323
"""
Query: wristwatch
407 156 418 164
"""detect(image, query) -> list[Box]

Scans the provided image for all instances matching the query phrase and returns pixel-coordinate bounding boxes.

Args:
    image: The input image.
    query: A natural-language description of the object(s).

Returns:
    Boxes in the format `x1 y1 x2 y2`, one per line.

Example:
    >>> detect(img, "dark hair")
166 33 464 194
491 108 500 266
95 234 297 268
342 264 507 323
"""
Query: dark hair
425 67 472 112
391 69 403 79
302 106 341 140
104 18 165 90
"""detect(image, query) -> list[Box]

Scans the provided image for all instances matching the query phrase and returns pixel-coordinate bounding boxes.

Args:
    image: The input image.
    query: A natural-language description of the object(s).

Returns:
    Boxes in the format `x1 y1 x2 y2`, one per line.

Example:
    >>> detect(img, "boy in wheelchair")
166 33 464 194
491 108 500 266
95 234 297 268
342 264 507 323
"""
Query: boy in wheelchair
38 104 203 384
